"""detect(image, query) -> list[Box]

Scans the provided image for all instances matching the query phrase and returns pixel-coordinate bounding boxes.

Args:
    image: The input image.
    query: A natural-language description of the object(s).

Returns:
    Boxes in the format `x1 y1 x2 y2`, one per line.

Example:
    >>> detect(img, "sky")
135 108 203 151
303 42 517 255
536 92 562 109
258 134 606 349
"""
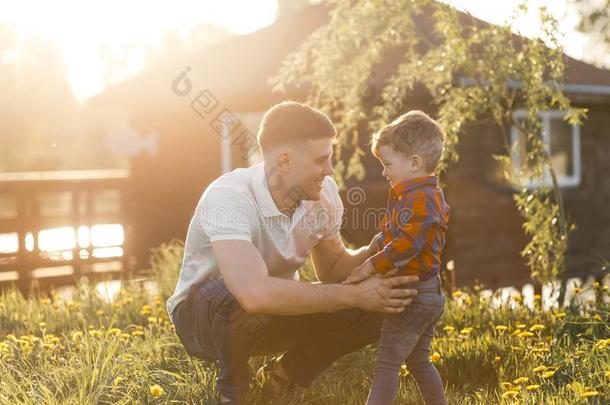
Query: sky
0 0 597 103
0 0 278 102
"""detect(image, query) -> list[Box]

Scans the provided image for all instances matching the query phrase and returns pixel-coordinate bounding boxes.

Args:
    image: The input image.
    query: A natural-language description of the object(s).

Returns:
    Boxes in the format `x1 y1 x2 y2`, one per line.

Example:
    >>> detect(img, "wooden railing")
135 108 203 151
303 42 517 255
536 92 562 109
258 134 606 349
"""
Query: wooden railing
0 170 134 294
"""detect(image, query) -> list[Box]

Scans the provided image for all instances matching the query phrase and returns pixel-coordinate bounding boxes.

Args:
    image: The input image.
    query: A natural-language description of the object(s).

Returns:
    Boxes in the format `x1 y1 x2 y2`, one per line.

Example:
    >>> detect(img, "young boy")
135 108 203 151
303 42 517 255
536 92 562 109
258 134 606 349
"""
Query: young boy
345 110 450 405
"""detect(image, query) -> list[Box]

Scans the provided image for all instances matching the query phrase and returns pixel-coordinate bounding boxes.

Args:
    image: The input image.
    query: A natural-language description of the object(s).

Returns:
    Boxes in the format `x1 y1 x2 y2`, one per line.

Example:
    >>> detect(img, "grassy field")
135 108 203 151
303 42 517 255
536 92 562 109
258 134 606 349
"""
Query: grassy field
0 242 608 404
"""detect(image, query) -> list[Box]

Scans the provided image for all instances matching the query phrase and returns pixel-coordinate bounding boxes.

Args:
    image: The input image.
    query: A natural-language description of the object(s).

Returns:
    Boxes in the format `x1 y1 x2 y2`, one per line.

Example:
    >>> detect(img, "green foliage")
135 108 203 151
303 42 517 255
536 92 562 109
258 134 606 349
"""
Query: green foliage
273 0 589 283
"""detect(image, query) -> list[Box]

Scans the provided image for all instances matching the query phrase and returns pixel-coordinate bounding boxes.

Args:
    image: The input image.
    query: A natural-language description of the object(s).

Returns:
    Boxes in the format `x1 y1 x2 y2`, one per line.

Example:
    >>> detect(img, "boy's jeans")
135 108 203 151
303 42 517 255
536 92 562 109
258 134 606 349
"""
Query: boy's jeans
367 275 447 405
170 278 384 402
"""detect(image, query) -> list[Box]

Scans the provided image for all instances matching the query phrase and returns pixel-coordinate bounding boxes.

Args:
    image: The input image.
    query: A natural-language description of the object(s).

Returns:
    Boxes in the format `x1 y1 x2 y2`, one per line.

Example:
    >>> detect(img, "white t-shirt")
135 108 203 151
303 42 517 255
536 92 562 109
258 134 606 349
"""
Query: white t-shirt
166 162 344 316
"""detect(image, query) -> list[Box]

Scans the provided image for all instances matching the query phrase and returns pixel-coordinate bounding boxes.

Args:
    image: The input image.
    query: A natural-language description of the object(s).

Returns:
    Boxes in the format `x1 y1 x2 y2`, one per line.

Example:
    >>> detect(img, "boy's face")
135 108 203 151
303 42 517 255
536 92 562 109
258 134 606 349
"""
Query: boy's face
377 145 424 186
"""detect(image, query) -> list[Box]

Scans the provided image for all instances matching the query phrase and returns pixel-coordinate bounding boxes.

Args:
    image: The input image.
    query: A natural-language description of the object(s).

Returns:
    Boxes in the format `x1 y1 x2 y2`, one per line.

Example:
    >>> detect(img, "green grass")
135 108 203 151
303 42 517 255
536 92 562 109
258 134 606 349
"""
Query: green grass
0 242 608 404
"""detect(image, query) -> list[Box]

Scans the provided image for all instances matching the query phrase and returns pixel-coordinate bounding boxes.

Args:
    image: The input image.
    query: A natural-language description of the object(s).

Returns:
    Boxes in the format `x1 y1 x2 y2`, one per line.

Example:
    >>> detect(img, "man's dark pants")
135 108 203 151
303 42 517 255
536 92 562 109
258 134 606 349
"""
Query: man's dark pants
171 278 384 401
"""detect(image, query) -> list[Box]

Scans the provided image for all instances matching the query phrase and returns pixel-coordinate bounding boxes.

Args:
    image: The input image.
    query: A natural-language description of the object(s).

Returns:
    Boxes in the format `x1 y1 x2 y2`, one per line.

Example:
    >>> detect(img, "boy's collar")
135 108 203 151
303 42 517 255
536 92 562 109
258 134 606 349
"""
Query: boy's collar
391 175 438 195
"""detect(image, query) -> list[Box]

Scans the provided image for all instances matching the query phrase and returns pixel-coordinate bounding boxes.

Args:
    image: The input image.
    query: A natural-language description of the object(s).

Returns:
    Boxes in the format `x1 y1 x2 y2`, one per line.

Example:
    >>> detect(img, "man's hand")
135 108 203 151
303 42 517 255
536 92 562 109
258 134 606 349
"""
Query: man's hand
343 260 376 284
350 275 418 313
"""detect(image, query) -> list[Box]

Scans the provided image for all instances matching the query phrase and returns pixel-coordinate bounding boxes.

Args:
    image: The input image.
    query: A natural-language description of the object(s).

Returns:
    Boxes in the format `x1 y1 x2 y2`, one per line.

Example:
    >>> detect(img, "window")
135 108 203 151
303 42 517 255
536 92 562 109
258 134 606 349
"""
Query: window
511 110 581 188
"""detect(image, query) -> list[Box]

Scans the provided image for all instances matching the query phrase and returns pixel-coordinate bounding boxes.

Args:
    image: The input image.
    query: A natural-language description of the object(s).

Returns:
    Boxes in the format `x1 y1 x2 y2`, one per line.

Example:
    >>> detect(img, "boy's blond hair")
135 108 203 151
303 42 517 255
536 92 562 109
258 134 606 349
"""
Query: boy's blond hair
371 110 445 173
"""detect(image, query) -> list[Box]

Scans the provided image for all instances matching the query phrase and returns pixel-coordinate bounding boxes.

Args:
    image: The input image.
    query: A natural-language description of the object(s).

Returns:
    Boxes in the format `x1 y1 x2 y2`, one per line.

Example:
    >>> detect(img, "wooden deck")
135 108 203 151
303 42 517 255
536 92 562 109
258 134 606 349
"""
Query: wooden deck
0 169 135 294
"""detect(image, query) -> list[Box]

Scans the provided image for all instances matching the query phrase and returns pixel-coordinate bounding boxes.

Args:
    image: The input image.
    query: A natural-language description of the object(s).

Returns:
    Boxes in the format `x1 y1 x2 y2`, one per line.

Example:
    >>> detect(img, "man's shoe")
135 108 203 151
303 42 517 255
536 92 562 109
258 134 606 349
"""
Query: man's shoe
255 355 296 402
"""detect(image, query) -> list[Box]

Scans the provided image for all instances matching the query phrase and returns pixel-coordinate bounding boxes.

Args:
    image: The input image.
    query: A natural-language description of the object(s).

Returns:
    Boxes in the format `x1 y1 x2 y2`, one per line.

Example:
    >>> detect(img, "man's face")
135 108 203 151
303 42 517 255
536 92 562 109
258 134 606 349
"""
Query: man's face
287 137 335 201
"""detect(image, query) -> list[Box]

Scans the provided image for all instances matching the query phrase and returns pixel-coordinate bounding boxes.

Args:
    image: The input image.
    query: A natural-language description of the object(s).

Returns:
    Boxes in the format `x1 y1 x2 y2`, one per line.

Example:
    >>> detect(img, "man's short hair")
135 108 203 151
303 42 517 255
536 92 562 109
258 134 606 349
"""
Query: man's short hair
257 101 337 150
371 110 445 172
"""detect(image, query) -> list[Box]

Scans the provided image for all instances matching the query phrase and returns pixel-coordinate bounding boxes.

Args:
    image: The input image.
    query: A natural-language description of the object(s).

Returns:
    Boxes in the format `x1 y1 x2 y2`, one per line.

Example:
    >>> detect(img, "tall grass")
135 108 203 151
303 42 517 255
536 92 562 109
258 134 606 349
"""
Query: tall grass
0 242 608 404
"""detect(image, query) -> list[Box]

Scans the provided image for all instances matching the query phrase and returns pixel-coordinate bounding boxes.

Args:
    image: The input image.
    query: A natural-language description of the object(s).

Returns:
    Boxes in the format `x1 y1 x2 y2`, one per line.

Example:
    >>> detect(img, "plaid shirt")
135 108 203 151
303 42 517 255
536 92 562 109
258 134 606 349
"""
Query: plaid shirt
369 175 450 281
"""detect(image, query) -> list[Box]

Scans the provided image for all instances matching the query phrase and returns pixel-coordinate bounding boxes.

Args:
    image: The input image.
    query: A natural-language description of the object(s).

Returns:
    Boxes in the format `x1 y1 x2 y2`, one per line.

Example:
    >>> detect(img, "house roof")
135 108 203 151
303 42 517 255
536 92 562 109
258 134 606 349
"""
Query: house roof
90 3 610 112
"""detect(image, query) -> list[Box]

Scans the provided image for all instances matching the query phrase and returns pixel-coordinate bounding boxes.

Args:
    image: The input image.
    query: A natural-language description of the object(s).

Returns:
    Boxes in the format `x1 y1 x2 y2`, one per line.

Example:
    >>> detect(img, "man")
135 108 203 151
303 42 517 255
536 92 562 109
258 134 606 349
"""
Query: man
166 101 418 404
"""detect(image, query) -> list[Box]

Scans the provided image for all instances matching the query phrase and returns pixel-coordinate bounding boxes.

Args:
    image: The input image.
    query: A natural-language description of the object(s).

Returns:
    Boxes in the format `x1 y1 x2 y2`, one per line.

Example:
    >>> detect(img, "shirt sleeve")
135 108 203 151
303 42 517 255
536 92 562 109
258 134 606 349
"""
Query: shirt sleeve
198 186 256 242
319 177 345 240
369 205 437 274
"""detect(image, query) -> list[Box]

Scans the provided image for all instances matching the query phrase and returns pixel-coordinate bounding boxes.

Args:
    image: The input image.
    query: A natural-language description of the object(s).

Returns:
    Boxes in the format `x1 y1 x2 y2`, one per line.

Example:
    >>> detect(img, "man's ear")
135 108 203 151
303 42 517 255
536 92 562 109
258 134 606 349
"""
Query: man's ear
277 150 292 171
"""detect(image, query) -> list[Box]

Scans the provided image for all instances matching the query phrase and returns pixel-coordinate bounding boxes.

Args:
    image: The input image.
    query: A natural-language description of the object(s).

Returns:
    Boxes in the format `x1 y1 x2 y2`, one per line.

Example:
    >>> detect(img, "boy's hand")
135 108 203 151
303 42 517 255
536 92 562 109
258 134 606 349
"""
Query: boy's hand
343 260 376 284
368 233 383 255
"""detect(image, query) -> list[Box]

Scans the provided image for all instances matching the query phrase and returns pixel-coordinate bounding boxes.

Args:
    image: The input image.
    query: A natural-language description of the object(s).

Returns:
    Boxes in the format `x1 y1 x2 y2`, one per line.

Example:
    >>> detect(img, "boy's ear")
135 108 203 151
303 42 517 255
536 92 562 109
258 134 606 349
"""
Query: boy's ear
411 154 424 171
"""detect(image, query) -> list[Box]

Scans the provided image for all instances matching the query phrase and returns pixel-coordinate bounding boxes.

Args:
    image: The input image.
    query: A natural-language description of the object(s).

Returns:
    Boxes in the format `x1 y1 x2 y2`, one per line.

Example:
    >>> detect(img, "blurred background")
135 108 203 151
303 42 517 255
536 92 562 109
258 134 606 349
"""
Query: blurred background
0 0 608 295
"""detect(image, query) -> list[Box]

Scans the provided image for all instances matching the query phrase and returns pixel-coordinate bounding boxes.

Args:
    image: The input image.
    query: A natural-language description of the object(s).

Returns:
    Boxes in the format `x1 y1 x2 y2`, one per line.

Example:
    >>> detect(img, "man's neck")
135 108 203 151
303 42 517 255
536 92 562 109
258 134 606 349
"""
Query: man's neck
264 169 300 217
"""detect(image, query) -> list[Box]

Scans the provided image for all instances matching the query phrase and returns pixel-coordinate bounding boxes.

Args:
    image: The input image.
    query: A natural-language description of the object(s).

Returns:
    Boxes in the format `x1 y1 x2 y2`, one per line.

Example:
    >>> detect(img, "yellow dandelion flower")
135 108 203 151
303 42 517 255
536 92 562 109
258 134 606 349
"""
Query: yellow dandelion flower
511 294 523 303
494 356 502 363
592 281 600 288
429 352 441 363
71 331 83 342
89 330 102 337
460 327 473 335
593 314 602 321
495 325 508 332
38 322 47 329
554 311 566 318
108 328 121 336
515 323 526 329
573 287 582 294
66 299 81 309
95 309 104 316
533 294 541 301
513 377 529 385
529 324 545 332
149 384 165 397
147 317 158 325
501 390 519 399
581 391 599 398
500 382 513 390
399 364 409 377
541 370 556 379
518 331 534 338
526 384 540 391
140 305 152 315
452 290 464 299
443 325 455 333
6 334 17 342
595 339 610 349
131 330 144 337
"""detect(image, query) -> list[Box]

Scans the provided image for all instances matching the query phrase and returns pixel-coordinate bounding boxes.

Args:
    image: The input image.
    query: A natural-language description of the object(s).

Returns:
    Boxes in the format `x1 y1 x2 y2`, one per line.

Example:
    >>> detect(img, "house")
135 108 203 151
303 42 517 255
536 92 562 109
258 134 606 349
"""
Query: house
90 4 610 288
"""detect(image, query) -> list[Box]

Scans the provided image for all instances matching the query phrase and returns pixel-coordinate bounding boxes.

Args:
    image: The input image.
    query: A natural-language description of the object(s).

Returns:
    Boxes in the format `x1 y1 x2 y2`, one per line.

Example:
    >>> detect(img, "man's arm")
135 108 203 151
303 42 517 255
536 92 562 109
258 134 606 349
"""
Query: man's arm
212 239 417 316
309 235 377 283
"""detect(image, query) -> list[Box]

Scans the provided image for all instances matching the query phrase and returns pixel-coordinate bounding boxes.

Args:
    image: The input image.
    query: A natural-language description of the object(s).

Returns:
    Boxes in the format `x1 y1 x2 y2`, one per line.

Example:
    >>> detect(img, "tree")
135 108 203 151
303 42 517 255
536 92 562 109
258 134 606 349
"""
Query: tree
572 0 610 67
273 0 587 284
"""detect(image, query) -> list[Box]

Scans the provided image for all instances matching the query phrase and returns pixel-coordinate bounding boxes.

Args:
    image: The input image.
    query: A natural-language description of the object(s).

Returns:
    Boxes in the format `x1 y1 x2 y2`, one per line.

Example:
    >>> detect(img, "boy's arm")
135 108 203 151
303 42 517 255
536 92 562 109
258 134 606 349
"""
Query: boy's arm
345 212 437 284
